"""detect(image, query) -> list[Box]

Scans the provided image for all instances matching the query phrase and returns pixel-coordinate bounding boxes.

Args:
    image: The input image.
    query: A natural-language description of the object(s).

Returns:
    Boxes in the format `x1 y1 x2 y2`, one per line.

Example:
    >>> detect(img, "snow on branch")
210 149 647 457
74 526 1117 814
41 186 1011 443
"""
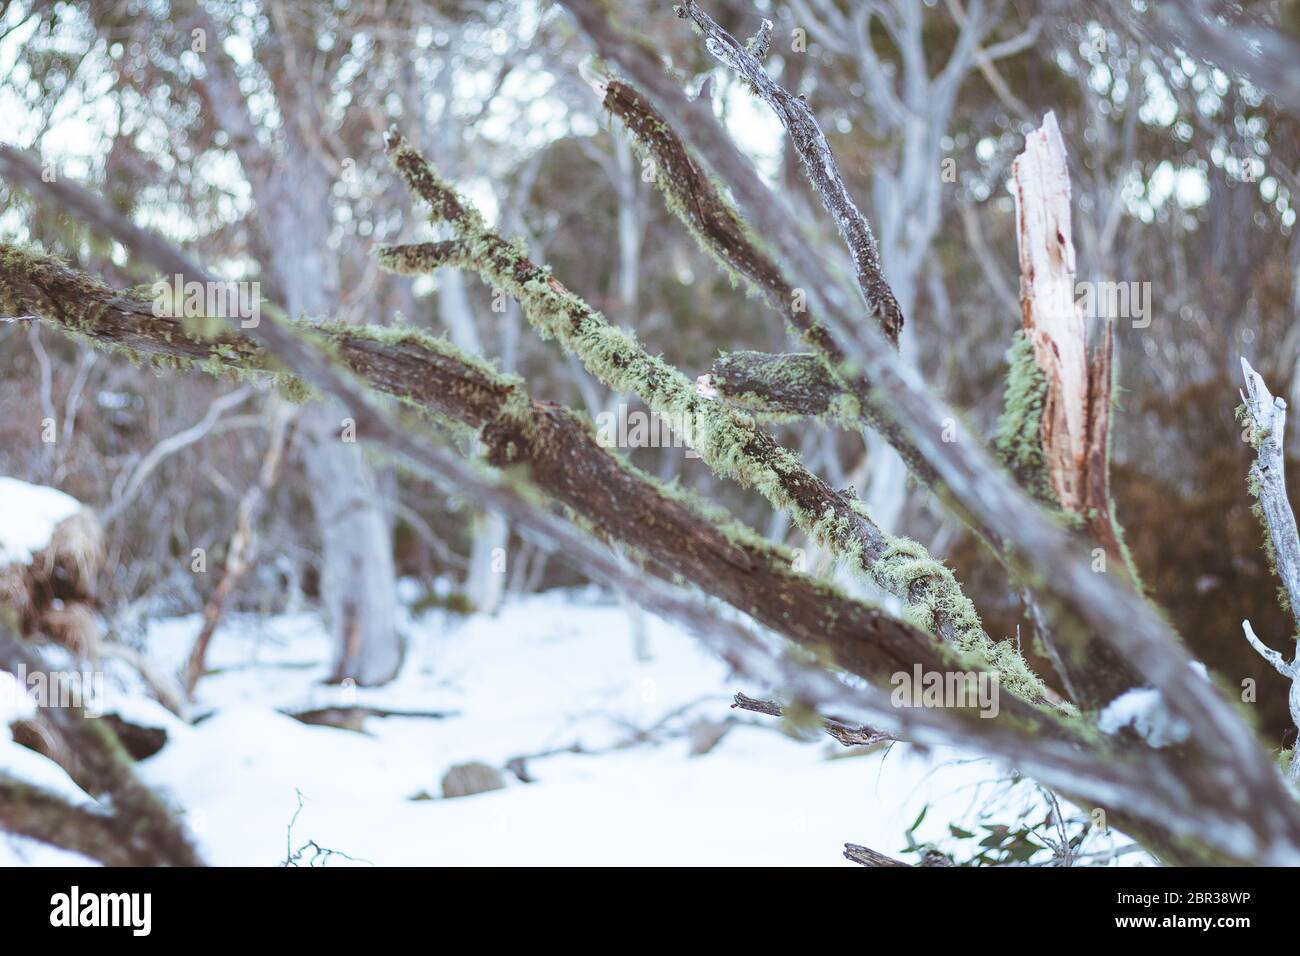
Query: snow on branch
0 629 203 866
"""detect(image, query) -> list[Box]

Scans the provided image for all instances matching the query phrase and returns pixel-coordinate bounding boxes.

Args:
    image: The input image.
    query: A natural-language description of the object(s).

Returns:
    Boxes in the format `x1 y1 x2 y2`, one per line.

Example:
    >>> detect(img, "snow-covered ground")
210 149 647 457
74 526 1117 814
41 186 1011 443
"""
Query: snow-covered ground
1 590 1144 866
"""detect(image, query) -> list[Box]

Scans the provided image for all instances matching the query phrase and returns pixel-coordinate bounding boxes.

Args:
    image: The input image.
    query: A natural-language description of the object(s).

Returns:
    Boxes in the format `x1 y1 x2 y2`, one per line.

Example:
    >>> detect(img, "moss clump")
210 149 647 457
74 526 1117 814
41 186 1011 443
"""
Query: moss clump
995 330 1054 504
872 531 1052 706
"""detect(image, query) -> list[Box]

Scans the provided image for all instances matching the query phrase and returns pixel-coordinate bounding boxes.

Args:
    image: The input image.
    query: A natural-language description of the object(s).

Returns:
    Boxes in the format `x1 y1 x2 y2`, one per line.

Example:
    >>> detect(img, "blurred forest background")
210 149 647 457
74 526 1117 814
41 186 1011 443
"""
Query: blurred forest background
2 0 1298 742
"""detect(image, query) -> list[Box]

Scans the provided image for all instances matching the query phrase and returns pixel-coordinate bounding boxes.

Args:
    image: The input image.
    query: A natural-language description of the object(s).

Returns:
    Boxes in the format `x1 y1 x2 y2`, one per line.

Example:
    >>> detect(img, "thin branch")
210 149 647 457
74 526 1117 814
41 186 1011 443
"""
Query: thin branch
1241 620 1294 680
675 1 903 344
101 386 255 525
843 843 913 867
731 692 895 748
1240 356 1300 626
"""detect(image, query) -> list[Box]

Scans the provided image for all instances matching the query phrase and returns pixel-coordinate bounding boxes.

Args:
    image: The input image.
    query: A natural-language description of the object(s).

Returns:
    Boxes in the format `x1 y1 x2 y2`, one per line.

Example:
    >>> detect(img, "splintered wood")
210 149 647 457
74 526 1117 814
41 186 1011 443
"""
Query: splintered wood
1013 112 1118 554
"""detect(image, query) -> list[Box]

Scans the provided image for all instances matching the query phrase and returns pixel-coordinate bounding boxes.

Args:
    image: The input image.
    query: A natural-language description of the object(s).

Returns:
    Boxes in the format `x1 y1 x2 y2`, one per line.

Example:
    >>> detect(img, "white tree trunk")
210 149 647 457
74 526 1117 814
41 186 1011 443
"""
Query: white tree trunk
268 176 403 684
465 510 508 615
297 402 402 684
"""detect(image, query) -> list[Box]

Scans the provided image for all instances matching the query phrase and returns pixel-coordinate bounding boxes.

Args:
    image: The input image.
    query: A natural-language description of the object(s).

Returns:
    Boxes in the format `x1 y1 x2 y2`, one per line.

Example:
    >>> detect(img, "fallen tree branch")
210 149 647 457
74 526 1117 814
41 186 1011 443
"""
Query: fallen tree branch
0 630 202 865
731 692 895 748
0 772 142 866
843 843 914 867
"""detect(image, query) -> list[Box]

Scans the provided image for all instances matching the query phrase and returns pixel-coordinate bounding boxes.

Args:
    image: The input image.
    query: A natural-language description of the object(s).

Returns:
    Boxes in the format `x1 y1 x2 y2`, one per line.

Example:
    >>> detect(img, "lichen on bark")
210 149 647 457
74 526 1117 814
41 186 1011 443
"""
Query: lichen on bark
380 132 1054 707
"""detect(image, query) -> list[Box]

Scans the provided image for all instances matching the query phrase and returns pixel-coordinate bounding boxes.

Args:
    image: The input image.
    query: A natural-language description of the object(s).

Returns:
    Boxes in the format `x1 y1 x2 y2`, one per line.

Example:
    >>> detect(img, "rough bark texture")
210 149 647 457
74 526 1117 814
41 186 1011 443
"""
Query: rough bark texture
674 1 903 344
702 351 837 418
1241 357 1300 622
1008 114 1143 706
1239 359 1300 783
598 76 937 489
843 843 913 867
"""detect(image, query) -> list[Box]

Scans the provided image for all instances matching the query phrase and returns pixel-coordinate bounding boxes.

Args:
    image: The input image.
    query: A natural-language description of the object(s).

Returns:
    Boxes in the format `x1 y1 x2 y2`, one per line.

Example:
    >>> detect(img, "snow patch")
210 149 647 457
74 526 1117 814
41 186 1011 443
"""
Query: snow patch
1098 687 1191 747
0 477 81 566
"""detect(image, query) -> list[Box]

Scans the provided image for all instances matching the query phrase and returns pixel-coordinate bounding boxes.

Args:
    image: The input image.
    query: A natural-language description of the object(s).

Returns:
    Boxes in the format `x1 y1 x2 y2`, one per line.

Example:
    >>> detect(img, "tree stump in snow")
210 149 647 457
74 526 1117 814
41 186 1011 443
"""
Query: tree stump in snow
0 478 104 659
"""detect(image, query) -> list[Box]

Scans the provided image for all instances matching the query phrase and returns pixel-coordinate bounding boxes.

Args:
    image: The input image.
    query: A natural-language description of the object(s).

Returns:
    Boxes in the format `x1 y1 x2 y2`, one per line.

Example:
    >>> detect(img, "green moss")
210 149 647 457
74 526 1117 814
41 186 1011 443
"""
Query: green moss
995 330 1054 504
869 530 1053 707
380 143 1055 709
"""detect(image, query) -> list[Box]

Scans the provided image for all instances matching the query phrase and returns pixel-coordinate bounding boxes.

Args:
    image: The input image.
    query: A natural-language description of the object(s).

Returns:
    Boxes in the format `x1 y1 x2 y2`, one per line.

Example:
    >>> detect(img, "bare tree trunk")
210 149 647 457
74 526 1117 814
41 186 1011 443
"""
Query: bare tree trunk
466 510 508 614
182 4 403 685
265 185 402 685
297 402 402 684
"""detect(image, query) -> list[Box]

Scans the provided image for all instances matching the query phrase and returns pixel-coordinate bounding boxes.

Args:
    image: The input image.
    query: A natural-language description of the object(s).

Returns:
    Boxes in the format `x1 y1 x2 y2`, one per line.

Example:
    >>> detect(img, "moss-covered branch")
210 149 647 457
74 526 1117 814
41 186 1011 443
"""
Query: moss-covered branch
0 242 1056 714
597 77 942 482
0 772 146 866
702 350 840 419
380 132 1051 706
